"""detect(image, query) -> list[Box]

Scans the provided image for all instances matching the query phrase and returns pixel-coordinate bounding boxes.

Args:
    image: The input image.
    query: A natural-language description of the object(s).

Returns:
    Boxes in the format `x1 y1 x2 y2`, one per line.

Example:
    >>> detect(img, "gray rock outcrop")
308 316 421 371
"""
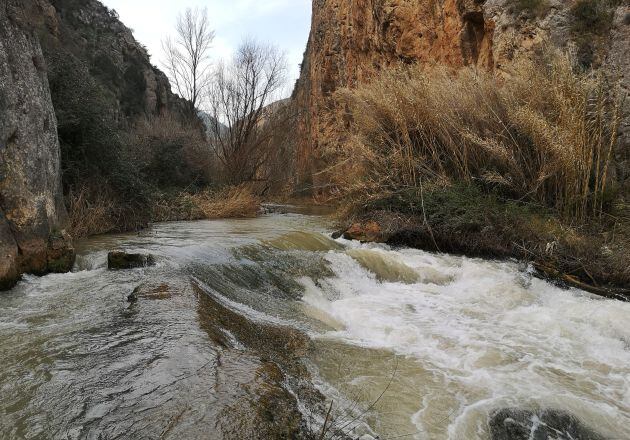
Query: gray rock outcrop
0 0 74 290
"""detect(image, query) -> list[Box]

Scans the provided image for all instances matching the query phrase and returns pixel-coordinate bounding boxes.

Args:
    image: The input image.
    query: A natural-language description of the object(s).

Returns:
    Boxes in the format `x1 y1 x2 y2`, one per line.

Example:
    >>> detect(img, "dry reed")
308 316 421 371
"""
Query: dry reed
191 185 261 219
152 185 261 222
332 50 622 222
67 186 118 238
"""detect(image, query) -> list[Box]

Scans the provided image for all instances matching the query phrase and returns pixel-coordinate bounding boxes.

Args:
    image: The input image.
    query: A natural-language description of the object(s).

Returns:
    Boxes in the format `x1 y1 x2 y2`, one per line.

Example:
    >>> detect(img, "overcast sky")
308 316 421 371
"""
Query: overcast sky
101 0 312 87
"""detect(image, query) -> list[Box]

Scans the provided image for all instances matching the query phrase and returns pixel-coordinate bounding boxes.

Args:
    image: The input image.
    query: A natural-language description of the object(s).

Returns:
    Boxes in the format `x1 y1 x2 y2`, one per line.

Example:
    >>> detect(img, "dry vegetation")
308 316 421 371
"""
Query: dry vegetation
330 49 629 292
66 110 264 238
206 40 292 187
129 112 213 188
333 50 622 221
152 185 261 223
62 8 294 240
70 184 261 239
67 186 119 238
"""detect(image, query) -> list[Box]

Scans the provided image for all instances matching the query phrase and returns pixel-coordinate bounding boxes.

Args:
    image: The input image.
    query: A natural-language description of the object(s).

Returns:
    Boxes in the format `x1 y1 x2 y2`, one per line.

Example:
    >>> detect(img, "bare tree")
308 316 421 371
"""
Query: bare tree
162 7 215 112
206 39 291 186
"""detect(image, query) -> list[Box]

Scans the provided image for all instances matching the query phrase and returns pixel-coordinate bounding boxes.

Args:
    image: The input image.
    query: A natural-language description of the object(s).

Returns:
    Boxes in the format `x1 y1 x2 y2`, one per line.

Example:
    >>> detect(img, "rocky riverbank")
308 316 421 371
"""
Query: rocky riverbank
336 208 630 301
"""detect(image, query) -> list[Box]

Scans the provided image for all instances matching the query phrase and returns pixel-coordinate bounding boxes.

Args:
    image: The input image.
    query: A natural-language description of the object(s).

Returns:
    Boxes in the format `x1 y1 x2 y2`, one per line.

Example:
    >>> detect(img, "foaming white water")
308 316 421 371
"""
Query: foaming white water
302 242 630 439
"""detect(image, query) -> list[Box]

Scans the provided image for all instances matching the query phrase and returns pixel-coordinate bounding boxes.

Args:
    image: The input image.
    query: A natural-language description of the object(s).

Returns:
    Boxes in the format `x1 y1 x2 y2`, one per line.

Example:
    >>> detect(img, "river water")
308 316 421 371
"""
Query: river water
0 209 629 439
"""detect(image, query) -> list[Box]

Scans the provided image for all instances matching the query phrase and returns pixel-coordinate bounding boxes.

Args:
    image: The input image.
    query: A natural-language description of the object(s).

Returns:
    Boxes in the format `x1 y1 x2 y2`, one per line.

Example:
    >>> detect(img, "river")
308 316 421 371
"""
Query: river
1 208 629 439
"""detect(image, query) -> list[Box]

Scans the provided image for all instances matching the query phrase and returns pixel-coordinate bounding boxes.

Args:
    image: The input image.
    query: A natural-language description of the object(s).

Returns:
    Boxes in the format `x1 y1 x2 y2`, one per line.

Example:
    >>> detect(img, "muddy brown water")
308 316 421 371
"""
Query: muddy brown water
1 207 629 439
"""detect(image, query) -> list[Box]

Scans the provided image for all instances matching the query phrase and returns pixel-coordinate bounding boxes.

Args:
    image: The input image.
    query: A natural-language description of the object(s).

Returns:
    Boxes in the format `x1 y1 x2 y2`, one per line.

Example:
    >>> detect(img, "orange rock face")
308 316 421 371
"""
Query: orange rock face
343 221 387 243
293 0 495 192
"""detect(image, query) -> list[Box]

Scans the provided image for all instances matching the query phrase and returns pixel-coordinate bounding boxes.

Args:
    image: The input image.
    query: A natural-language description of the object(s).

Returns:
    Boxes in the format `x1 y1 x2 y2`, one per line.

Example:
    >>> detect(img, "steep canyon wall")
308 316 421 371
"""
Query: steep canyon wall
0 0 72 289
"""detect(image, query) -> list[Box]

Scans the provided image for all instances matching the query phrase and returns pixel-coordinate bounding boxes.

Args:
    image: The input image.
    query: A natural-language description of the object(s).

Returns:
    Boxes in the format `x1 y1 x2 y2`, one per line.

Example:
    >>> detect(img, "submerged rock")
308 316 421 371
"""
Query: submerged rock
128 283 175 302
331 229 345 239
347 249 419 284
127 286 140 303
194 280 322 438
268 231 345 252
489 408 605 440
107 252 155 270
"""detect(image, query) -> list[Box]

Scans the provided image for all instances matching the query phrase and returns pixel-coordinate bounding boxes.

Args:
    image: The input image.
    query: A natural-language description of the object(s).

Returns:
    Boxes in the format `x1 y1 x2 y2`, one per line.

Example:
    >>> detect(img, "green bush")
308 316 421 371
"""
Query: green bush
571 0 615 35
570 0 618 67
47 49 152 230
129 113 212 190
367 184 548 232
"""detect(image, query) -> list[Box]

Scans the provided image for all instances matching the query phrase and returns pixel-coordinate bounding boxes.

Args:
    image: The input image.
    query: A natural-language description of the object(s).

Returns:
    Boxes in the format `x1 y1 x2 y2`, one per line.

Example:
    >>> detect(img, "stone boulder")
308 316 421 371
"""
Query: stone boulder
107 251 155 270
46 231 75 273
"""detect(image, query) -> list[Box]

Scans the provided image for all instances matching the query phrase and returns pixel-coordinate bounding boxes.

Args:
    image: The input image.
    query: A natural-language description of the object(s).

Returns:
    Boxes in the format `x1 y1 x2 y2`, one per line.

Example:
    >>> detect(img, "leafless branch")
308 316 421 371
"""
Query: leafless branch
205 38 293 186
162 7 215 112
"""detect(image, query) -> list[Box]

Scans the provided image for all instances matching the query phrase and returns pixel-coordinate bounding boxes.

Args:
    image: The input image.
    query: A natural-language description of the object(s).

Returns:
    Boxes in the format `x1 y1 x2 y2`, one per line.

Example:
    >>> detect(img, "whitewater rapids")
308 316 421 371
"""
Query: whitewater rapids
0 211 628 439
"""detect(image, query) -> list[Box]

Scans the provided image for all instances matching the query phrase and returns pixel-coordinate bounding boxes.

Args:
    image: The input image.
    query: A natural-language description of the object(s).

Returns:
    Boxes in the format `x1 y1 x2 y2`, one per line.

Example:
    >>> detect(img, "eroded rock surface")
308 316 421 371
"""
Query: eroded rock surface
489 408 606 440
0 0 74 289
194 280 322 439
40 0 192 118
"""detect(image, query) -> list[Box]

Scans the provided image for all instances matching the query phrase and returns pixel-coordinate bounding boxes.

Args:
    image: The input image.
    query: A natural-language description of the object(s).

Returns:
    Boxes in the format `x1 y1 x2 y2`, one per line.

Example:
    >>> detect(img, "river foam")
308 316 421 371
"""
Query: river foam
302 240 630 439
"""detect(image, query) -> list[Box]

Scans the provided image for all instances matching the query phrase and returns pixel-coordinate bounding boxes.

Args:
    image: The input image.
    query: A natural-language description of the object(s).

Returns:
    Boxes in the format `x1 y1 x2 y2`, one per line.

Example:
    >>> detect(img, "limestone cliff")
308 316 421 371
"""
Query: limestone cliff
0 0 73 290
294 0 630 193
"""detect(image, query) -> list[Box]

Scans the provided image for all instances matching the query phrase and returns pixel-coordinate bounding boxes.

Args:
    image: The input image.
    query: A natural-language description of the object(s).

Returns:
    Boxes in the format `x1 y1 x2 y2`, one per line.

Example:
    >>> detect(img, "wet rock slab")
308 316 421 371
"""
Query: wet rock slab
107 251 155 270
194 280 325 438
489 408 605 440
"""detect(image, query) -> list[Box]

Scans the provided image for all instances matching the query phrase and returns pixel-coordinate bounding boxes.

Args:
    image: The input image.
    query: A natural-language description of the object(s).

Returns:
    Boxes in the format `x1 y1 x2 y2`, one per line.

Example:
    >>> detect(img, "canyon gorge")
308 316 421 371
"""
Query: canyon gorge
1 1 630 438
1 0 629 287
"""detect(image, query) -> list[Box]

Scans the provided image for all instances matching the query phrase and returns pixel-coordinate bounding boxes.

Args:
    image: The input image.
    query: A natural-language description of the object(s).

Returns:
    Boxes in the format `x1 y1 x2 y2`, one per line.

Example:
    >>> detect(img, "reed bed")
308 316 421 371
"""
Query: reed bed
152 185 261 222
332 50 622 222
67 186 117 238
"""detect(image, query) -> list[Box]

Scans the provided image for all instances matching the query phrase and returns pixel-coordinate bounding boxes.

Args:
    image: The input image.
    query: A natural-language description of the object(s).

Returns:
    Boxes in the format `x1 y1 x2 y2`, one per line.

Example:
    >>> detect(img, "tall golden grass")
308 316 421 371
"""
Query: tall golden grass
332 50 622 221
69 184 261 239
152 185 261 222
191 185 261 219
